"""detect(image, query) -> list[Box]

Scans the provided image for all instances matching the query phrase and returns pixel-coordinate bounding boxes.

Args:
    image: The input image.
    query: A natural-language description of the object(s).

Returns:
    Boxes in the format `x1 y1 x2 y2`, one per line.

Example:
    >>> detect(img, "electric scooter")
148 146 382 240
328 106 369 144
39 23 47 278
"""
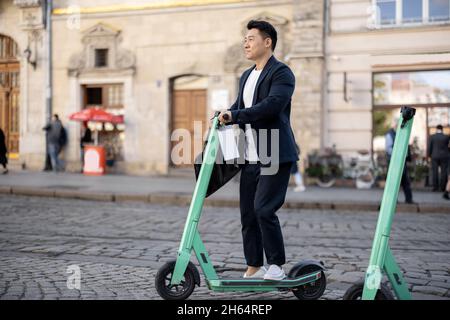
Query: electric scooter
344 106 416 300
155 112 327 300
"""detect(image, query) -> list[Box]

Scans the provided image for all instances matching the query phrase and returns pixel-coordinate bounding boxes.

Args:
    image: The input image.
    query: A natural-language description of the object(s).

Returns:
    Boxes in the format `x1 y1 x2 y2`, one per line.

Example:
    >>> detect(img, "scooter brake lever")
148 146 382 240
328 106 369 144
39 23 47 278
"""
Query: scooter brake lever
211 111 221 120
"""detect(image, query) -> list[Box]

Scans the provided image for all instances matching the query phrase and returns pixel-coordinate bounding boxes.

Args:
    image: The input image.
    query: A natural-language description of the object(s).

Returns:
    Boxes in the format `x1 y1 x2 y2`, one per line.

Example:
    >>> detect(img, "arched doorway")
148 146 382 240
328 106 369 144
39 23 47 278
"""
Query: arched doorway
169 74 208 168
0 34 20 158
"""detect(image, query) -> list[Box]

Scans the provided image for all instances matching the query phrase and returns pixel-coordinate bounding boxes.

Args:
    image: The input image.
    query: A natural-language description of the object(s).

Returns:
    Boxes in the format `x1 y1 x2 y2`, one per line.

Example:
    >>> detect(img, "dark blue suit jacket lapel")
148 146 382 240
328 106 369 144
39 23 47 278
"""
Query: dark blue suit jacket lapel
238 55 277 110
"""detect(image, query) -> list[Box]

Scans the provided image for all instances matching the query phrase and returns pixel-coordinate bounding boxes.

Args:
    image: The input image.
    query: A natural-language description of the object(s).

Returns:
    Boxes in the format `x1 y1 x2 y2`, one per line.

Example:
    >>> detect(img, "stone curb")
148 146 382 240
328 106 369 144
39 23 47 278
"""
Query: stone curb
0 186 448 213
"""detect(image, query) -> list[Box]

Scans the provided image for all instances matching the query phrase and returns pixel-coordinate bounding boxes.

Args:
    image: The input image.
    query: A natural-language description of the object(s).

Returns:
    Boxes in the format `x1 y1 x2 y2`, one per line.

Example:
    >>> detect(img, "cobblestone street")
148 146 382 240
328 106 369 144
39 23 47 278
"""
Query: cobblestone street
0 194 449 300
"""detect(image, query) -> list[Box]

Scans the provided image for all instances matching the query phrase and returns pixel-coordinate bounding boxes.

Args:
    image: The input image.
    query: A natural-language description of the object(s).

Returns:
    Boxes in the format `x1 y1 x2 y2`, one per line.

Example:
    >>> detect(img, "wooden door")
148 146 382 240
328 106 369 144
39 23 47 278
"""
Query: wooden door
0 34 19 157
0 62 20 156
171 89 207 167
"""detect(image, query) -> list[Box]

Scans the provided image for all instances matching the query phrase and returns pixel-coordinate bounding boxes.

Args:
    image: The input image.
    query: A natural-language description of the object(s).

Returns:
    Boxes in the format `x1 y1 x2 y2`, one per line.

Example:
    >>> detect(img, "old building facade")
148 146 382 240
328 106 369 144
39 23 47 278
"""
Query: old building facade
1 0 48 170
1 0 449 175
325 0 450 162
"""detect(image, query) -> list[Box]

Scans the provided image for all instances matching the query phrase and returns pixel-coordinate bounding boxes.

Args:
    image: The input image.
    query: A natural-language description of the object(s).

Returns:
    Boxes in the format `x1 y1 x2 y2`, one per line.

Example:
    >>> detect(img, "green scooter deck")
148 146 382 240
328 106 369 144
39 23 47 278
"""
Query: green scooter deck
208 271 322 292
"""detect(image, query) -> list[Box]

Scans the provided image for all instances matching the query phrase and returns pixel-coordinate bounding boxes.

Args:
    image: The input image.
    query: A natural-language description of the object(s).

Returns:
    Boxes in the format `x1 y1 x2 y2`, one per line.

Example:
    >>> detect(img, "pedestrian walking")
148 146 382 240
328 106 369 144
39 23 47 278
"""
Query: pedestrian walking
0 127 8 174
385 118 415 204
80 121 92 169
428 124 450 192
43 114 66 172
291 143 305 192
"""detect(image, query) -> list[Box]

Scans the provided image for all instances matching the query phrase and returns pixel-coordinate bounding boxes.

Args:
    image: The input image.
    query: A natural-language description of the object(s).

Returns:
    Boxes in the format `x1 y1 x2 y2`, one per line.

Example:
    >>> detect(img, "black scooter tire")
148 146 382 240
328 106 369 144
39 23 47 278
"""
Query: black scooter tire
155 260 197 300
343 280 395 300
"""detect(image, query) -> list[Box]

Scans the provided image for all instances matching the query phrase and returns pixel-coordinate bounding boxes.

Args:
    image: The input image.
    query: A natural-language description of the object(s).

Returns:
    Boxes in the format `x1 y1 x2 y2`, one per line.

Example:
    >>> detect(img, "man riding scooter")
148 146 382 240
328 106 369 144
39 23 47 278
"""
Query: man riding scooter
218 20 298 281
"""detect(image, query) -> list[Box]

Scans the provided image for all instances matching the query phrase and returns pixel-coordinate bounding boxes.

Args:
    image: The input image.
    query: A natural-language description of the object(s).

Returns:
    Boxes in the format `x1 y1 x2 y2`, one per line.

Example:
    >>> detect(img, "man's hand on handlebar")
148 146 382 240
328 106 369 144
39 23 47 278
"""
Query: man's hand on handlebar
218 111 232 125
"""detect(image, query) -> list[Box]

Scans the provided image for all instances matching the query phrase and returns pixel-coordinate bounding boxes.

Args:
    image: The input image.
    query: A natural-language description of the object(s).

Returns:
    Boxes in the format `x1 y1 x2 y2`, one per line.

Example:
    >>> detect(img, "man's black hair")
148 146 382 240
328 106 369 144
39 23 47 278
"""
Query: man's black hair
247 20 277 51
437 124 443 131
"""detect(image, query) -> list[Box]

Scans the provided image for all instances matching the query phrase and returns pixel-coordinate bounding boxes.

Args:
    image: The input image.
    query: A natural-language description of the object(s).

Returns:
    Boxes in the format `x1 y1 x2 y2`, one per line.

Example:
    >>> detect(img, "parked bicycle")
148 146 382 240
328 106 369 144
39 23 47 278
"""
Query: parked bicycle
306 146 377 189
342 150 376 189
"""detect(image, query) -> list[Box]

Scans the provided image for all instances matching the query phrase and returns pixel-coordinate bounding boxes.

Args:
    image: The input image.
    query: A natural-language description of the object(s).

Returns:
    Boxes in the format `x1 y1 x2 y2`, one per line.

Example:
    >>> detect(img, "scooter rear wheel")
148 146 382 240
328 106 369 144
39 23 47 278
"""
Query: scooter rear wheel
343 280 394 300
155 260 197 300
289 264 326 300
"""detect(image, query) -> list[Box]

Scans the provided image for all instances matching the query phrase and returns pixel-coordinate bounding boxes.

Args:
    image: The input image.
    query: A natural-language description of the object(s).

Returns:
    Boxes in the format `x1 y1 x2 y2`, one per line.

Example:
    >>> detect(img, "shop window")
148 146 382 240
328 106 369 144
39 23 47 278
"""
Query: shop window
86 87 103 106
373 70 450 106
83 84 124 164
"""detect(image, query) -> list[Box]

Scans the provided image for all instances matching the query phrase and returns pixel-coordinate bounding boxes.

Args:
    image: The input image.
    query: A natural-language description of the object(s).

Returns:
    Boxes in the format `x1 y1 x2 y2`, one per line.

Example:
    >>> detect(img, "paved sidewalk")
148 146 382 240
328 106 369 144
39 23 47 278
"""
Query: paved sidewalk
0 170 449 213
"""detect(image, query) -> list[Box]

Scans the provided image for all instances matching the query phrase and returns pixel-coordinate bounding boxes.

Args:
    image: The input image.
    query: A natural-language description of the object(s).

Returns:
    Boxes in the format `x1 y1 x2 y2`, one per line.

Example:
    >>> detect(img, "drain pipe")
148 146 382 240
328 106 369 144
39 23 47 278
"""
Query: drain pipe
44 0 53 170
321 0 330 150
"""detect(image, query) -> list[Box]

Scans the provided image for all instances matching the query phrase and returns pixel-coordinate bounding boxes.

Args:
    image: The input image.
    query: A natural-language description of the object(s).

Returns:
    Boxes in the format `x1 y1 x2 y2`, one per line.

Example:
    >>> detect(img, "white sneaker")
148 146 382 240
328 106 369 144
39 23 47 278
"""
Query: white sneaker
294 185 305 192
243 266 267 278
264 265 286 281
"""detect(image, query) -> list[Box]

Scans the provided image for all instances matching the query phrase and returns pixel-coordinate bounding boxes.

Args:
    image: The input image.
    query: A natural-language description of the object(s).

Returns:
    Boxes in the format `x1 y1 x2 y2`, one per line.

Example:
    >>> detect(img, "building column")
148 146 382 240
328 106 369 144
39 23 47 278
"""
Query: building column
289 0 326 164
13 0 47 170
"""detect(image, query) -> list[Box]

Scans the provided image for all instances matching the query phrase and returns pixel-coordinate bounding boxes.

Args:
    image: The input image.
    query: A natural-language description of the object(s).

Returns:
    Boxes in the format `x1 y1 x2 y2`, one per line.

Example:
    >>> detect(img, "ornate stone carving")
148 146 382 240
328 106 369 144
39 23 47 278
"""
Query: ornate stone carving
82 23 120 40
116 49 135 70
68 23 136 76
224 43 252 74
13 0 41 8
68 53 86 77
241 12 288 34
14 0 44 30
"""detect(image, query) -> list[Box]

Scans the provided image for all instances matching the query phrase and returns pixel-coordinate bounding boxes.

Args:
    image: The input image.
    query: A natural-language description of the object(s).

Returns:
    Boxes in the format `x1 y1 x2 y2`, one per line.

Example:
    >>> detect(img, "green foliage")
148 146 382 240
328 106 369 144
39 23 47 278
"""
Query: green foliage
373 110 391 137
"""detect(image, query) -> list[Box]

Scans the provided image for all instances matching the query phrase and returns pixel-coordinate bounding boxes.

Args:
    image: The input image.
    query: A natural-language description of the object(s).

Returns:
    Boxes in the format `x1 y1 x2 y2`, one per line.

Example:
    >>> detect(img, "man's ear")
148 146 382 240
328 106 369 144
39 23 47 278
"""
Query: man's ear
265 37 272 49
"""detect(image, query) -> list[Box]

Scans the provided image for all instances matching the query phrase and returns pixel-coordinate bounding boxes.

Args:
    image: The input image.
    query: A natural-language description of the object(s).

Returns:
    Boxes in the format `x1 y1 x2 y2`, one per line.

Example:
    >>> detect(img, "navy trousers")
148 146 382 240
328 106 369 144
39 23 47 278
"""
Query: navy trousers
239 161 293 267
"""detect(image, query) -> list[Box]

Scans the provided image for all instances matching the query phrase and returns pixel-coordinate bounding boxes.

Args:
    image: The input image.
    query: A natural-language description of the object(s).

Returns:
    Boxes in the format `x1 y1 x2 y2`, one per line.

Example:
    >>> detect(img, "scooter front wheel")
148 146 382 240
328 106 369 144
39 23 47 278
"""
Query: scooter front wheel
155 260 197 300
343 280 394 300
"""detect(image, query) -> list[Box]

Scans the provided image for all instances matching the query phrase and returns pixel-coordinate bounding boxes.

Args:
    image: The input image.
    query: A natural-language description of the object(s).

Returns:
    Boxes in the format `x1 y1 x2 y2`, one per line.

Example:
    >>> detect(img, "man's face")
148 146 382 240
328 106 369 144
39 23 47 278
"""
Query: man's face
243 28 271 61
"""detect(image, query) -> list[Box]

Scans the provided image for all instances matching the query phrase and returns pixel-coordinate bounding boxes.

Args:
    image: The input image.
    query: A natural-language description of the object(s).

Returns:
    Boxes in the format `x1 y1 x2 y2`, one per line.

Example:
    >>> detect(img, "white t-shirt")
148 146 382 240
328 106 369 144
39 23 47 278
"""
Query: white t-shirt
242 67 262 161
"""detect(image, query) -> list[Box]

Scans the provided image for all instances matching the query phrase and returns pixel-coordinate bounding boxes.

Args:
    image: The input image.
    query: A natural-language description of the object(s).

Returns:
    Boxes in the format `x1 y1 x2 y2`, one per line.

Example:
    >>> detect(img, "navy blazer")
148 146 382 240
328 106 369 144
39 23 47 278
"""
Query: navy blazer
228 55 299 164
428 132 450 159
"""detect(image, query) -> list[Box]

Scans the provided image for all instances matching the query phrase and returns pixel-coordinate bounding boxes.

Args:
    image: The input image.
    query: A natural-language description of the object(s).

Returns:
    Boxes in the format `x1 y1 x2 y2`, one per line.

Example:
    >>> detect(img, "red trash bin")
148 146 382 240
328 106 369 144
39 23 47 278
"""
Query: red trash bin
83 145 106 175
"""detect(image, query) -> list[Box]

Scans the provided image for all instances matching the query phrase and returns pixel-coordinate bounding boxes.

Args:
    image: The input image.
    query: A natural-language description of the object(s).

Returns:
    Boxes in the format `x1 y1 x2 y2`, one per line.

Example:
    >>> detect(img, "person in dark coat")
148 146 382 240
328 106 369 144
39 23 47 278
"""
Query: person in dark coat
385 119 414 204
80 121 92 169
428 125 450 192
0 127 8 174
43 114 65 172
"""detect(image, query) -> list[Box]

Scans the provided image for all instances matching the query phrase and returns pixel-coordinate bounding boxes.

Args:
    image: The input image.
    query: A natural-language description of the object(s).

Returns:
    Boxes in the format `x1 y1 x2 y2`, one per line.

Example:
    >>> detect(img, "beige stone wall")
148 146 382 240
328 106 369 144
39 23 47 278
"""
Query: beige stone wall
290 0 325 166
51 0 295 175
4 0 449 175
